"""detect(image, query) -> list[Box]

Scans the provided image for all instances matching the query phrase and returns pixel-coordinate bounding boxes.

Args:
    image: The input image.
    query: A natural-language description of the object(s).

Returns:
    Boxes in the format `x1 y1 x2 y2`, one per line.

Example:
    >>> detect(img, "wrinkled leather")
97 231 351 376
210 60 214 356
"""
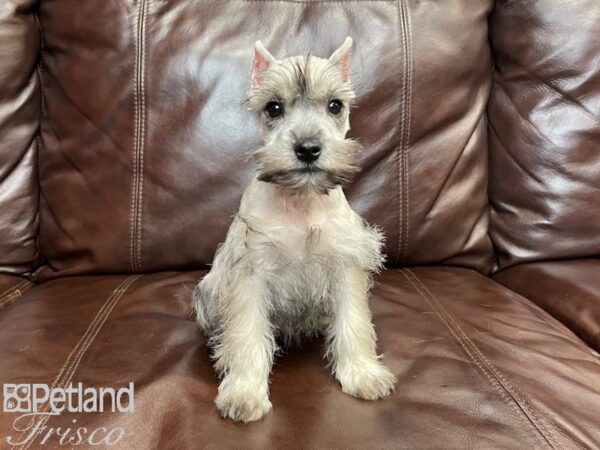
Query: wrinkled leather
0 0 40 274
488 0 600 270
495 259 600 352
35 0 494 279
1 268 599 449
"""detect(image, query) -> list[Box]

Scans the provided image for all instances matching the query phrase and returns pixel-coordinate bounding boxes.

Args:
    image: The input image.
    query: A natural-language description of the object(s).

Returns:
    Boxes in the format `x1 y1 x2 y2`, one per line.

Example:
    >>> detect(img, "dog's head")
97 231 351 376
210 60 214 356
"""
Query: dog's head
246 38 361 194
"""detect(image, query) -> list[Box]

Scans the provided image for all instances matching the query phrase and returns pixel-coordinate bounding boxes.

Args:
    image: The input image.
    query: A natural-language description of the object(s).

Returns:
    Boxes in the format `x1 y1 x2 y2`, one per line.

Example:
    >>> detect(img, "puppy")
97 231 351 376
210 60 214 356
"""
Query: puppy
194 37 395 423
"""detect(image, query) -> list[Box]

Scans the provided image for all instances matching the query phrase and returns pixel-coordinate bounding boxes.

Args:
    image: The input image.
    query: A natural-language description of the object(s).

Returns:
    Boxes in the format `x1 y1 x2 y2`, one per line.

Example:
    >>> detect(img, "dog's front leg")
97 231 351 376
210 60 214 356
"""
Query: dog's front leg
326 265 396 400
213 275 275 423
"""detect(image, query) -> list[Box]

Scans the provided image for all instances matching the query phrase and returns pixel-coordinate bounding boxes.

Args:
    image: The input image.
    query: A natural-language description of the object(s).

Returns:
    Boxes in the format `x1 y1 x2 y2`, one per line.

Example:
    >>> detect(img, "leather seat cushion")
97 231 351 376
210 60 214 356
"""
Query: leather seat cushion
1 268 598 449
495 259 600 352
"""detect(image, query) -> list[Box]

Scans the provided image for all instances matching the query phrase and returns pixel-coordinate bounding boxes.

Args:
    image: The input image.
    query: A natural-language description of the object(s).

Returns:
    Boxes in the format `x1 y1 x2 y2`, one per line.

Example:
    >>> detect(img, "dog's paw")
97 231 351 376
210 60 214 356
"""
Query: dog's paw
215 379 272 423
337 360 396 400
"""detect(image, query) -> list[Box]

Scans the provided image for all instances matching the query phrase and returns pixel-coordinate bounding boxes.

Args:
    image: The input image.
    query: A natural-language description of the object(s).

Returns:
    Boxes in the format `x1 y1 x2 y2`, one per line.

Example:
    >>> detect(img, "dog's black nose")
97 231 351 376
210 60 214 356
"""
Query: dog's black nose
294 139 321 163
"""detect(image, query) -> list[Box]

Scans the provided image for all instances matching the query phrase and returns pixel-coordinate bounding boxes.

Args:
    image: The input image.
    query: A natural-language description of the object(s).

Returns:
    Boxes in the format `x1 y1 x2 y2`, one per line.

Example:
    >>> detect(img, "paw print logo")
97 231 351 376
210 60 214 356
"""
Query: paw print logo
3 384 32 413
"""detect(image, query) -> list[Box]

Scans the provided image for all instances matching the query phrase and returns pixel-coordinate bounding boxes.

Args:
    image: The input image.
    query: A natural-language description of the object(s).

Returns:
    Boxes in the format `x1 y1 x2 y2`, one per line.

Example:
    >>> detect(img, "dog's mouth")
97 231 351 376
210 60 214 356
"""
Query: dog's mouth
298 163 321 174
254 138 362 194
258 165 358 194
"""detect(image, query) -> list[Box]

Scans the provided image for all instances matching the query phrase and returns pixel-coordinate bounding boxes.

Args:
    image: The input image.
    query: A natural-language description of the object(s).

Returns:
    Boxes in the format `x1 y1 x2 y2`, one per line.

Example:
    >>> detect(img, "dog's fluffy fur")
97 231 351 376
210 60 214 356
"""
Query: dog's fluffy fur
193 38 396 423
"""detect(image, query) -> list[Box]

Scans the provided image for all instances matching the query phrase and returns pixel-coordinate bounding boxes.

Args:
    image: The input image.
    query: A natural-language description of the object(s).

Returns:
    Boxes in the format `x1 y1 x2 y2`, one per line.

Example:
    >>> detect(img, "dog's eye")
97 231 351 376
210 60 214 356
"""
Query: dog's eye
328 99 343 115
265 101 284 118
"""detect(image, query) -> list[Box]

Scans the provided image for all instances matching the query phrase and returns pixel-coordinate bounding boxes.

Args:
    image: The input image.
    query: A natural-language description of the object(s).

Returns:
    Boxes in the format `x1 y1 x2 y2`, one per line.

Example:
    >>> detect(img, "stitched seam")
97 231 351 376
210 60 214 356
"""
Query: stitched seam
0 281 33 308
136 0 148 273
0 291 23 309
129 2 140 273
130 0 148 273
403 269 558 449
407 269 562 447
401 270 548 448
394 0 405 266
16 275 142 450
400 0 411 260
395 0 412 265
408 271 568 448
0 280 30 301
401 269 552 449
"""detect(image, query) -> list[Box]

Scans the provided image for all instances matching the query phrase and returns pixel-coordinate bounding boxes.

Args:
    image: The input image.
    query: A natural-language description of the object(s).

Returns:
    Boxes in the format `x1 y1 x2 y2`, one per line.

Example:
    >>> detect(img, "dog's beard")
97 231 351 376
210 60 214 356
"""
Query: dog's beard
255 139 362 194
258 167 355 194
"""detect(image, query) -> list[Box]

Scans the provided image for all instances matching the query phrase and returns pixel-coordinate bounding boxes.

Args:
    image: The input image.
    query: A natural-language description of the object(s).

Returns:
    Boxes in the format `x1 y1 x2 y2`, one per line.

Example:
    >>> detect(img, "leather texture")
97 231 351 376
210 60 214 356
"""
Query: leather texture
35 0 495 279
1 268 599 449
1 1 599 448
488 0 600 270
0 268 600 449
495 259 600 352
0 275 33 310
0 0 41 274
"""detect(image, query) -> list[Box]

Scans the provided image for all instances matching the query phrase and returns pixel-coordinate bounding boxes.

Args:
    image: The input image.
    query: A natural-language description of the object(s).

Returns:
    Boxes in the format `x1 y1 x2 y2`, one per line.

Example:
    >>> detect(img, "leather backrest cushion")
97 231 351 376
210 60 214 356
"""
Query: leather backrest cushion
488 0 600 270
0 0 40 275
36 0 494 279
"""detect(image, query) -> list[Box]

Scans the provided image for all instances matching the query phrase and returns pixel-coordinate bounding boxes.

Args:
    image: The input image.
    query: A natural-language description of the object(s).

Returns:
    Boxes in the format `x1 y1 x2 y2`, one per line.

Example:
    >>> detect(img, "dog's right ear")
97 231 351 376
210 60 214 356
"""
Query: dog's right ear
329 37 353 84
251 41 276 89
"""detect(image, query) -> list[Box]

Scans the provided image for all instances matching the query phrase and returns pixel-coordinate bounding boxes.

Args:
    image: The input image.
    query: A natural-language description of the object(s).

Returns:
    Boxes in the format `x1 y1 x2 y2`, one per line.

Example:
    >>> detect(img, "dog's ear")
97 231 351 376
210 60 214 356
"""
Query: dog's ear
328 37 353 84
251 41 276 88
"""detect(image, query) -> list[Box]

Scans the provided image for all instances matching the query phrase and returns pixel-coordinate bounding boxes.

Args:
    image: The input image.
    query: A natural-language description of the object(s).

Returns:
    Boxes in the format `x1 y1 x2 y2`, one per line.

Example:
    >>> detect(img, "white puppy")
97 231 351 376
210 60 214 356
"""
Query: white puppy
194 38 395 423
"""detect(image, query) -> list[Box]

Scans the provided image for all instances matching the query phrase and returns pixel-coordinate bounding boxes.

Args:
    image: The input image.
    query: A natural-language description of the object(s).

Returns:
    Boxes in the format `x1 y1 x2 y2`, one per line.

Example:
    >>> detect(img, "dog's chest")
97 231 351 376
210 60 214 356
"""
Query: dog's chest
243 191 353 266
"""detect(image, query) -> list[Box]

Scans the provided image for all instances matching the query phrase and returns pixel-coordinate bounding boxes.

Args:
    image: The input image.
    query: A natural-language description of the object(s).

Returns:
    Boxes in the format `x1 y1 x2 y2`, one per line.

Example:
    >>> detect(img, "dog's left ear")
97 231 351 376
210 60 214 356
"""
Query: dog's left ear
328 37 353 84
251 41 276 89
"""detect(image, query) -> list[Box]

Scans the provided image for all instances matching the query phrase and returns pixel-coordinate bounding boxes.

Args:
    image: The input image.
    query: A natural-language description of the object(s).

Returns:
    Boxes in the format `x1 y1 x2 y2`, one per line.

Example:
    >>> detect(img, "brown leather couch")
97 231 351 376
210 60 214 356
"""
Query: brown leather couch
1 1 599 449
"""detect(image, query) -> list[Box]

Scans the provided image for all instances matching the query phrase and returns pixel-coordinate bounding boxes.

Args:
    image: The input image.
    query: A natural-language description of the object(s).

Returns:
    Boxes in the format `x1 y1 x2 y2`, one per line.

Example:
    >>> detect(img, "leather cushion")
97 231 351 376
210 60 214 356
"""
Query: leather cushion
1 268 598 448
0 0 41 274
494 259 600 352
488 0 600 269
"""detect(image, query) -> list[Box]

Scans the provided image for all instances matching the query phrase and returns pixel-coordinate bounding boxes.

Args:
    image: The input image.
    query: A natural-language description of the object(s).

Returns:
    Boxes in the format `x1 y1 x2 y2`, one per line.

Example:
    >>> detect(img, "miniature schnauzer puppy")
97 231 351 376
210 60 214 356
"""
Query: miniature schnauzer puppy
194 37 395 423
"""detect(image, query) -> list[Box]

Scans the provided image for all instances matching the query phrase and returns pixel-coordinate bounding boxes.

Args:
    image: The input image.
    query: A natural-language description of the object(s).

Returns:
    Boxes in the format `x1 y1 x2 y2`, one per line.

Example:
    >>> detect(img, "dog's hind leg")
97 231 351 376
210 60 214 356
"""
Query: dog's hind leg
193 272 218 335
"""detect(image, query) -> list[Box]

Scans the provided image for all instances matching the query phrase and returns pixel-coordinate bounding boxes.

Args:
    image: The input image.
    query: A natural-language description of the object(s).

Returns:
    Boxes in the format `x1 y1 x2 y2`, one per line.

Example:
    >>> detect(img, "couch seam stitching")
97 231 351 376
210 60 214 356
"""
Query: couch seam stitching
472 279 591 449
0 280 31 301
16 274 142 450
410 270 566 447
129 2 140 273
401 0 411 261
395 0 411 265
406 269 564 449
395 0 404 265
0 281 33 308
401 269 553 449
130 0 148 273
136 0 148 273
410 270 566 449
